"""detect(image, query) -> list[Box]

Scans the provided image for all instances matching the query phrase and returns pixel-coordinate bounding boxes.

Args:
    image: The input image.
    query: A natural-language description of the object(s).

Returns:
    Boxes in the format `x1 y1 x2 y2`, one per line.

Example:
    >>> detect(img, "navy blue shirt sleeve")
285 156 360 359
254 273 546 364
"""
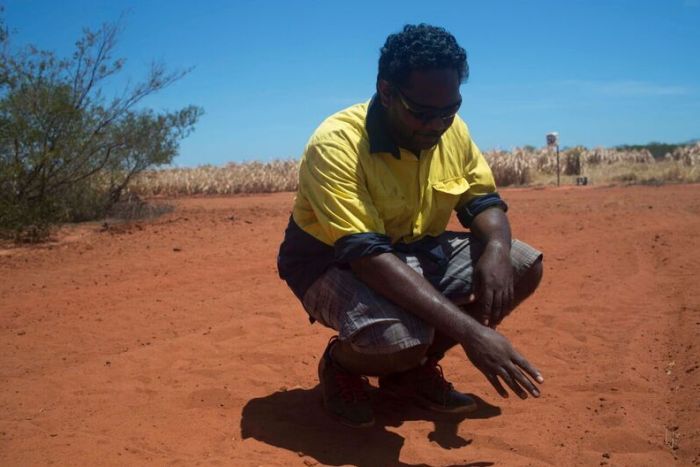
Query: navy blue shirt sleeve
456 192 508 228
334 232 393 263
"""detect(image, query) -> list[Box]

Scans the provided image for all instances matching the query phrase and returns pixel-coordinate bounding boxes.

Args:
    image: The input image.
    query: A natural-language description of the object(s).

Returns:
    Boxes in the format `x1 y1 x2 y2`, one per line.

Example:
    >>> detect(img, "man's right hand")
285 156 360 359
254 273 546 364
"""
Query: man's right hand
461 326 544 399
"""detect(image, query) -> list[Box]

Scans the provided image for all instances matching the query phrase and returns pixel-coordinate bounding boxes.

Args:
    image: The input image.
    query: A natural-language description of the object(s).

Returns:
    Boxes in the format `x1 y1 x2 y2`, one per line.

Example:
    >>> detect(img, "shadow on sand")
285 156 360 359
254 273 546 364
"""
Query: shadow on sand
241 385 500 467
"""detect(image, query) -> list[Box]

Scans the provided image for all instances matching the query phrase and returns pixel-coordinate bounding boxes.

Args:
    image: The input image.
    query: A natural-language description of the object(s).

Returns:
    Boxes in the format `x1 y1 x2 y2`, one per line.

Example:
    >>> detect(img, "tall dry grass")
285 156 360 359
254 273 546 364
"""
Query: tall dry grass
481 148 534 186
665 143 700 166
129 160 299 196
128 145 700 197
482 145 698 186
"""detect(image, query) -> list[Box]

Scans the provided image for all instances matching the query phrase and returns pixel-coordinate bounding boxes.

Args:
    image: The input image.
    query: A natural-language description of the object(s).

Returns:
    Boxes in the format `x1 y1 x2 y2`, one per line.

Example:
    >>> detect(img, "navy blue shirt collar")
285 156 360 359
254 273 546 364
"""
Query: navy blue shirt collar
365 94 401 159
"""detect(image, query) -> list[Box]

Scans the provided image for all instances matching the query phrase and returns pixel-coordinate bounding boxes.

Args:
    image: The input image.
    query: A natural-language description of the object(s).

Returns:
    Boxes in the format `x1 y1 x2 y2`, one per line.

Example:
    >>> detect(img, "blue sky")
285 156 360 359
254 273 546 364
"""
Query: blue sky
4 0 700 166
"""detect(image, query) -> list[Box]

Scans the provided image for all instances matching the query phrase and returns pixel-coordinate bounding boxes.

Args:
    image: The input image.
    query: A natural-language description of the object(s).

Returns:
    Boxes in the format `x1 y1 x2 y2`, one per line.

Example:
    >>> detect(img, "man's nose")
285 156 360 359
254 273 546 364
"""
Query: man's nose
425 116 449 132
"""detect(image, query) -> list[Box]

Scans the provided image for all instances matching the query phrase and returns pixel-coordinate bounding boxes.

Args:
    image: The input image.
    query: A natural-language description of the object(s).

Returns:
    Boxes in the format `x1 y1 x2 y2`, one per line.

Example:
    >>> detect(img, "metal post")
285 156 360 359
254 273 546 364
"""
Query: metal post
556 144 560 187
546 132 560 187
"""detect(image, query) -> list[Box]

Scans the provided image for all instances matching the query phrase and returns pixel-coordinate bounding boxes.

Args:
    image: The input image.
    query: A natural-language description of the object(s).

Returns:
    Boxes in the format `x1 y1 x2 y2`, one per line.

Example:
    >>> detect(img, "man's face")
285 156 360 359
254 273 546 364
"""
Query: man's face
379 68 462 152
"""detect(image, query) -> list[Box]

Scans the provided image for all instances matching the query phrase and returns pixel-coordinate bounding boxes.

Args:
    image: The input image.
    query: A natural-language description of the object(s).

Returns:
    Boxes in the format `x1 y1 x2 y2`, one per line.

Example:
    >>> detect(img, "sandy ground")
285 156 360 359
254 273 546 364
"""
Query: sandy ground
0 184 699 467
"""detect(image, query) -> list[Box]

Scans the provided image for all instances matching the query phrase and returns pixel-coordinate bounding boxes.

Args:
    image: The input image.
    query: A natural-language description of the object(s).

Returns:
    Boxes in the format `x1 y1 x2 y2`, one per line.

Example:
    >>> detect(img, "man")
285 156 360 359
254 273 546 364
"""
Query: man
278 24 544 428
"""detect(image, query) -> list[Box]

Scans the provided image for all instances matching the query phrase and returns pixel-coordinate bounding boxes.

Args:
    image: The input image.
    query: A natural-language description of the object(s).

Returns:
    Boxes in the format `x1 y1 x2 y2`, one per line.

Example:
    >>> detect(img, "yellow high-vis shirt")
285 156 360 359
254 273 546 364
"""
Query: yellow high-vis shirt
278 96 504 301
293 100 497 246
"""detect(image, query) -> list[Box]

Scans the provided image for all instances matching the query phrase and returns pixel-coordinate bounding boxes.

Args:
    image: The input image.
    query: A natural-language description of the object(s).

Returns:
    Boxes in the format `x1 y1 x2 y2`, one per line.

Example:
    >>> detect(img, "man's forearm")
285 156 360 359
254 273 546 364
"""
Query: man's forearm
470 207 512 247
349 252 481 343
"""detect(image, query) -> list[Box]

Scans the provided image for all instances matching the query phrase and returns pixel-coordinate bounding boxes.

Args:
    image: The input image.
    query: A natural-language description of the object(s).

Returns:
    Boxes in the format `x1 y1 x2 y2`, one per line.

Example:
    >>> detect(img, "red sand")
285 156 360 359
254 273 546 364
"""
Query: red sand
1 184 698 466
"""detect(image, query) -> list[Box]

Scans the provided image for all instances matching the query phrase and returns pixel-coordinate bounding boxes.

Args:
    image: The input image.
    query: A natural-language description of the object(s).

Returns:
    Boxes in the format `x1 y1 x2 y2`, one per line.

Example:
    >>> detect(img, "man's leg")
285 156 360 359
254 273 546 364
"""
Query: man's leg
303 266 436 375
303 234 543 424
303 267 437 426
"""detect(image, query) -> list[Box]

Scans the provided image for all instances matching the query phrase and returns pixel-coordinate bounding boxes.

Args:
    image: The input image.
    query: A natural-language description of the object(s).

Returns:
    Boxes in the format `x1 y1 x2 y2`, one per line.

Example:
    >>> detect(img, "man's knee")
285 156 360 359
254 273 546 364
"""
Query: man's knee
515 258 543 301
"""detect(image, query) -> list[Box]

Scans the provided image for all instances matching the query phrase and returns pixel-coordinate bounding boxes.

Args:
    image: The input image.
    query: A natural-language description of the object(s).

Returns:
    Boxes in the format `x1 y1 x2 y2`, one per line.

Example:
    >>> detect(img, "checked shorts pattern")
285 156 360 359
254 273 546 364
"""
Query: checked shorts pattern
302 232 542 355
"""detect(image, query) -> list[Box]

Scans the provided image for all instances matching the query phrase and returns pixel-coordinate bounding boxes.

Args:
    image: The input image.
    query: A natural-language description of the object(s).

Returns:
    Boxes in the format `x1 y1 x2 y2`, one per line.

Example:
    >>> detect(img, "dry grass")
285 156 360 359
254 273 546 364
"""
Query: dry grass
529 159 700 187
129 160 299 196
127 145 700 197
483 144 699 187
666 143 700 166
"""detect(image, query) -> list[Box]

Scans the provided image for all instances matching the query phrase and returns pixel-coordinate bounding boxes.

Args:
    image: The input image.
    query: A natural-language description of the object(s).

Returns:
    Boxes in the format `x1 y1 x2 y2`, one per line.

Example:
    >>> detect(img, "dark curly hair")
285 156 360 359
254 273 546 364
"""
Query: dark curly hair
378 24 468 87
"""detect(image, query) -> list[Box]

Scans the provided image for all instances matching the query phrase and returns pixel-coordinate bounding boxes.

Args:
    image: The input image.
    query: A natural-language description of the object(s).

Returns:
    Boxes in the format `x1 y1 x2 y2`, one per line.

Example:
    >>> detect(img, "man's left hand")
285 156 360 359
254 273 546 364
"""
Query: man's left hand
470 241 513 328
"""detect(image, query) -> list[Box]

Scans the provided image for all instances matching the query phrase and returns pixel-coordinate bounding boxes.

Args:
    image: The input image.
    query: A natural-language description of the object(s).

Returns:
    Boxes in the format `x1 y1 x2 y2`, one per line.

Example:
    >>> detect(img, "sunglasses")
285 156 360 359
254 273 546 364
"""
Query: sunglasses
394 86 462 124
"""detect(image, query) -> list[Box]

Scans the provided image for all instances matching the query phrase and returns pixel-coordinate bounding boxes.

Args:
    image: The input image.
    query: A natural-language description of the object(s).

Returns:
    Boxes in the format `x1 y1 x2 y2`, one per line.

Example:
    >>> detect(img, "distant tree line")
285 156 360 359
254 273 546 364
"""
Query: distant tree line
614 142 695 160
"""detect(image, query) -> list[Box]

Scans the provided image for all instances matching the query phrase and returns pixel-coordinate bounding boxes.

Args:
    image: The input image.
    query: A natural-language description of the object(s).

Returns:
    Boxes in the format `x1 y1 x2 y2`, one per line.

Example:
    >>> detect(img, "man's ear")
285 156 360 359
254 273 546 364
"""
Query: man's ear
377 79 392 108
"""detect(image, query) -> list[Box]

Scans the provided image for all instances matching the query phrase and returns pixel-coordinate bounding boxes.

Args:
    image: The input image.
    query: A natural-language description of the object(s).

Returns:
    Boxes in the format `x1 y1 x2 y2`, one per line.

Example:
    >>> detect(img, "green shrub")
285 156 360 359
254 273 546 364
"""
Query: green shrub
0 13 202 241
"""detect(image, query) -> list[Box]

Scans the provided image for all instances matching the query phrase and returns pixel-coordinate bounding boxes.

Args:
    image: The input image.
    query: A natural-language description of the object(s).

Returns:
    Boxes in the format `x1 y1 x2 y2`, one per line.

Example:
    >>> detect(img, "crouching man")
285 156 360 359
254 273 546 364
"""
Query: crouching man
278 24 544 428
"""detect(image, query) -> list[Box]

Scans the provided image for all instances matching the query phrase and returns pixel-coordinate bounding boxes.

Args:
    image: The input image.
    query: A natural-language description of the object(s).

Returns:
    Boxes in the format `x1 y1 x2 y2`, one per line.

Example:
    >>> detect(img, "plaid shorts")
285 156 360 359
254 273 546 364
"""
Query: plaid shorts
302 232 542 355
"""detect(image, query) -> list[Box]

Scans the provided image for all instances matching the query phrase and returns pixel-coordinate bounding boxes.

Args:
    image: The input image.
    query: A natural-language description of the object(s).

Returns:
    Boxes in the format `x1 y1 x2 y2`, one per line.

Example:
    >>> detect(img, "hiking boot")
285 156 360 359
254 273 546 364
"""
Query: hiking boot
318 337 375 428
379 356 478 414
